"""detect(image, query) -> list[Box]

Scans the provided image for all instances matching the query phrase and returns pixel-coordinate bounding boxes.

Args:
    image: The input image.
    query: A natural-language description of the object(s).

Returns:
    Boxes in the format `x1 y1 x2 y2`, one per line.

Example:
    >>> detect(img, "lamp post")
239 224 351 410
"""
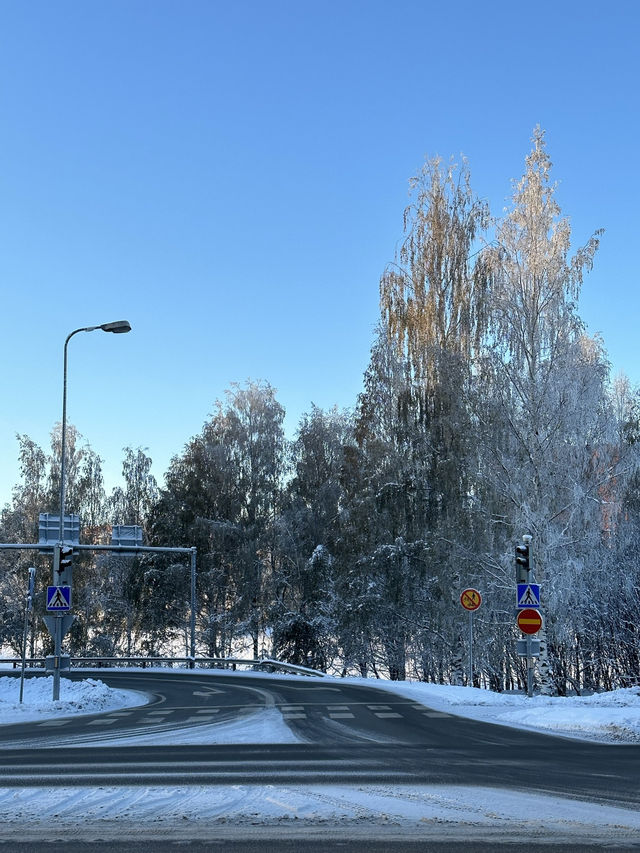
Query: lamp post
53 320 131 700
58 321 132 543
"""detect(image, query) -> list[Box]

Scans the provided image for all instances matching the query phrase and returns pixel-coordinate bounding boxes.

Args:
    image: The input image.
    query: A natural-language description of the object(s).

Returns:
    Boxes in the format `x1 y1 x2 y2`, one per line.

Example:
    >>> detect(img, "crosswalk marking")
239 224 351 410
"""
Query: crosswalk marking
367 705 392 711
195 709 220 714
374 712 402 719
423 711 452 718
37 719 70 727
86 718 118 726
329 712 355 719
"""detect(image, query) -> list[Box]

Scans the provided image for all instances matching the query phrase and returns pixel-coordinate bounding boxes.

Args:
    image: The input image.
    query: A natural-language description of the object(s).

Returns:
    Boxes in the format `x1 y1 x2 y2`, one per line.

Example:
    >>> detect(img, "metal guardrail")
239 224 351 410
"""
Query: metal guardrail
0 656 326 678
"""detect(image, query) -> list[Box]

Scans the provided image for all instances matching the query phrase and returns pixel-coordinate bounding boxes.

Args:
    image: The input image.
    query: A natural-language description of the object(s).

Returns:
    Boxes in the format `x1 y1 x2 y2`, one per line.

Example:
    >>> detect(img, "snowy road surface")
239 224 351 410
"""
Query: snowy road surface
0 669 638 847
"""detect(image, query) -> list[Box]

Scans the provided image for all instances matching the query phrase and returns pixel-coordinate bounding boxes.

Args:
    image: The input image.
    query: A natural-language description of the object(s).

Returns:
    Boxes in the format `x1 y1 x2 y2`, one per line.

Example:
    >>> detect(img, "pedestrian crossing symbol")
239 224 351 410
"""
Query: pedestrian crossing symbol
47 585 71 611
517 583 540 609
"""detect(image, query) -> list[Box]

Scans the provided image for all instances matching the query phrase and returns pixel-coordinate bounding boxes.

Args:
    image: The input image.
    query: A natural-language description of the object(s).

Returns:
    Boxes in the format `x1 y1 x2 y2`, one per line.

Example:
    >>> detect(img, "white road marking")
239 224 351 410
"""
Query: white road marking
374 712 403 719
423 711 452 718
37 720 70 727
329 712 355 719
367 705 392 710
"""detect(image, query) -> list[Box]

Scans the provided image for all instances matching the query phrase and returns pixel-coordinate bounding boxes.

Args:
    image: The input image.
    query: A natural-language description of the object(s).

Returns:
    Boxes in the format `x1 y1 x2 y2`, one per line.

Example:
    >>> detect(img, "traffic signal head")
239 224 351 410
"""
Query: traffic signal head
60 545 73 573
515 540 531 583
515 543 530 571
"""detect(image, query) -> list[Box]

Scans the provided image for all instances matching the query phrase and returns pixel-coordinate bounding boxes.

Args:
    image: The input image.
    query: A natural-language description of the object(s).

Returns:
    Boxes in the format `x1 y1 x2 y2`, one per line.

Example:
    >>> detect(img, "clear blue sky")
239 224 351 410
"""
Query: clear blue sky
1 0 638 506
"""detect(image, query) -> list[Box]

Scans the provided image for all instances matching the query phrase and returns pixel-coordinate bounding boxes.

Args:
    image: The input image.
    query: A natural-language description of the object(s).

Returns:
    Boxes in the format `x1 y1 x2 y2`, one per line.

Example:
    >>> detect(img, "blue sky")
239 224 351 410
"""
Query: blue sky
1 0 638 506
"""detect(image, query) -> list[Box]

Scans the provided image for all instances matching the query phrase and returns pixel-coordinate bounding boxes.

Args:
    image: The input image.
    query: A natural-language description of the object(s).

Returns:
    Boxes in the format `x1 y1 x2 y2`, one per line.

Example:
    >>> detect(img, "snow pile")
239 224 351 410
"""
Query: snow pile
0 675 146 722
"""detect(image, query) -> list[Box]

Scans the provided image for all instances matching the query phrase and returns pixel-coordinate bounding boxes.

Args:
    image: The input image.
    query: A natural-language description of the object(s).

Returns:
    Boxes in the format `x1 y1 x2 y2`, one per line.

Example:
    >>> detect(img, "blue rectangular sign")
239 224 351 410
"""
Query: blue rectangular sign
517 583 541 608
46 585 71 612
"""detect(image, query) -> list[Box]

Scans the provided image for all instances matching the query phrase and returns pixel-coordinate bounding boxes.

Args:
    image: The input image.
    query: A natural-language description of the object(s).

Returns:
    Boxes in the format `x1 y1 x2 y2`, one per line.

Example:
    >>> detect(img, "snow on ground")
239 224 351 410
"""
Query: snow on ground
0 783 639 845
0 670 639 843
0 674 147 723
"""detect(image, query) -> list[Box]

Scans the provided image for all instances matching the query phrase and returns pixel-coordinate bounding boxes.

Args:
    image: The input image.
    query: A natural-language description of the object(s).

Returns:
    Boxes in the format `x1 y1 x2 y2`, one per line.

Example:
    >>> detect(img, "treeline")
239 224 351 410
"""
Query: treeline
2 129 640 693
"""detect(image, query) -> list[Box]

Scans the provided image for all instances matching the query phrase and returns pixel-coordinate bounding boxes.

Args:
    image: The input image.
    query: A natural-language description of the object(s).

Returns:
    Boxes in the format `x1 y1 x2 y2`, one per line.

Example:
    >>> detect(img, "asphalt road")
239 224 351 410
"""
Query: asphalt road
0 669 638 811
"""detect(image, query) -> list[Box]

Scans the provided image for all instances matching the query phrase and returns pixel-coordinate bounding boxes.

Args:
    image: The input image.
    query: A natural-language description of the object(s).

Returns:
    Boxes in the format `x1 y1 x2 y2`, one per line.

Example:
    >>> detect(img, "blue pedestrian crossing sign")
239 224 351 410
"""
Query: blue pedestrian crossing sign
47 585 71 611
517 583 541 608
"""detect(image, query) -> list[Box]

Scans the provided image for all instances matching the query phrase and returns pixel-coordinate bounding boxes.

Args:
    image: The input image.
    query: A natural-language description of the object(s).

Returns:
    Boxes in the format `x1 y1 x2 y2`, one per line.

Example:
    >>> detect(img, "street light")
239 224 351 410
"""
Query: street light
58 321 132 543
50 320 131 701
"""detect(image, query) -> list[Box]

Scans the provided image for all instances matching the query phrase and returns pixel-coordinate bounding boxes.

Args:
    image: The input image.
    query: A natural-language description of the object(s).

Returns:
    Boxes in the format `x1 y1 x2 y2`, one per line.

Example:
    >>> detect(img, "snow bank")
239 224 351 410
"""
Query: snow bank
0 675 147 723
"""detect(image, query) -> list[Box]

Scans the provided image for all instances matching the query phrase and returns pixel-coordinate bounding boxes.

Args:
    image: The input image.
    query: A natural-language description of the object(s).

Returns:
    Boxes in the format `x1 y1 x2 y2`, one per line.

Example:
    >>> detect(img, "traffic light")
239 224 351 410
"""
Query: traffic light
515 540 530 583
60 545 73 574
53 543 74 583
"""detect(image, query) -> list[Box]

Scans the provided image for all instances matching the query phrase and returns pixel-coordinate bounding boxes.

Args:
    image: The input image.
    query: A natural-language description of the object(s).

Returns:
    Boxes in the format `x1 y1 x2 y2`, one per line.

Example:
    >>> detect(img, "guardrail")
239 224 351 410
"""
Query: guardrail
0 656 326 678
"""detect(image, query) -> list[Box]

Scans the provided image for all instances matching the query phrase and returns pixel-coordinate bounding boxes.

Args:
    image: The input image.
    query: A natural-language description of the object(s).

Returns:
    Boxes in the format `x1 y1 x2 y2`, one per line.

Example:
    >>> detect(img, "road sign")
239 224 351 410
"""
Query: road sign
517 638 541 657
517 607 543 635
517 583 541 608
43 613 74 638
46 585 71 611
460 588 482 611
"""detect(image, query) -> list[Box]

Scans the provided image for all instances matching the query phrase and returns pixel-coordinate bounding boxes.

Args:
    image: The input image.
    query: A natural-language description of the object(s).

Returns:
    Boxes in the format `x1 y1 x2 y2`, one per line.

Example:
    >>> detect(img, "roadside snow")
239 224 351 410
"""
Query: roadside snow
0 783 638 845
0 674 147 723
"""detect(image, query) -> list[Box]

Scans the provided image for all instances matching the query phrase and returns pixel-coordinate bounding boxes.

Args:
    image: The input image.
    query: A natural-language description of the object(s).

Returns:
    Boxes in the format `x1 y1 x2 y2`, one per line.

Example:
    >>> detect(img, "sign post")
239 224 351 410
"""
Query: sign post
19 568 36 704
460 588 482 687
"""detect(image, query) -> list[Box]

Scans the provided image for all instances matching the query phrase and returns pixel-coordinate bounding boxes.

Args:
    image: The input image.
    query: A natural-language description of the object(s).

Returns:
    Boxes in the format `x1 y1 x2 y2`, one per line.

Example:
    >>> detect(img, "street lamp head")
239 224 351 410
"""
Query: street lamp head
99 320 132 334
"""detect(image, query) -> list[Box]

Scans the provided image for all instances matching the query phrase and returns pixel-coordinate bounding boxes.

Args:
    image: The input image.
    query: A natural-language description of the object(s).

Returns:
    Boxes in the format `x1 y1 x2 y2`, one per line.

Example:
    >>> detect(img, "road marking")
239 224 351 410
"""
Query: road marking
265 796 299 812
184 715 218 723
327 705 350 711
280 705 304 711
423 711 452 718
367 705 392 710
37 720 70 727
329 712 355 719
195 709 220 714
146 710 172 715
85 718 118 726
374 712 403 719
283 713 307 720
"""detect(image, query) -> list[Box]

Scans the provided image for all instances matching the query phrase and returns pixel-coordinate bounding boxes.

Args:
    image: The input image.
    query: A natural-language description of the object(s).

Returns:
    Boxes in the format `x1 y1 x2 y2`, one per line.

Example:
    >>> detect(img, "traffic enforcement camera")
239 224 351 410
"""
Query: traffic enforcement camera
515 539 531 584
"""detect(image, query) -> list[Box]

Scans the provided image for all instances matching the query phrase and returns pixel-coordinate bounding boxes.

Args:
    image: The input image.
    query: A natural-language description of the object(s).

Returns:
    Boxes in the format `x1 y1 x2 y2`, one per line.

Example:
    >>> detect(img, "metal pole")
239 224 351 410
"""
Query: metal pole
468 610 473 687
19 568 36 704
527 635 533 698
189 547 197 665
52 616 62 701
